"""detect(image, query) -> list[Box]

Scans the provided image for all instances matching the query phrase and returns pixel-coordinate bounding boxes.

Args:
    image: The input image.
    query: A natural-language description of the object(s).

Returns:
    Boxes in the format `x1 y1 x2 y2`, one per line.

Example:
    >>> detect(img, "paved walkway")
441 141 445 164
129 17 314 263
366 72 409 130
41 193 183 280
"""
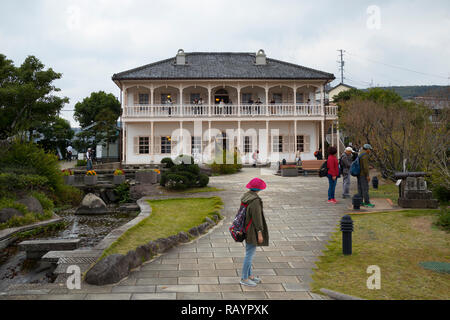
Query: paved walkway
1 168 354 300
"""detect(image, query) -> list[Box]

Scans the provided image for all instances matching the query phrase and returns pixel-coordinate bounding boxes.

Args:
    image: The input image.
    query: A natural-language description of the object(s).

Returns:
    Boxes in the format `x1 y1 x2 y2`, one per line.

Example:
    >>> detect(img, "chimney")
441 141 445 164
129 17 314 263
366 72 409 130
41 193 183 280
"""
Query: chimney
255 49 266 65
176 49 186 65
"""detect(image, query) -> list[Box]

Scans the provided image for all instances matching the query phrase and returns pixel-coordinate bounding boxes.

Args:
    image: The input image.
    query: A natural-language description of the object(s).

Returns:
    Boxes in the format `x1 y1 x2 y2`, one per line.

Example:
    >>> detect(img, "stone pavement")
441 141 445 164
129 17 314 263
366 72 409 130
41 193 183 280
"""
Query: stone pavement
1 168 355 300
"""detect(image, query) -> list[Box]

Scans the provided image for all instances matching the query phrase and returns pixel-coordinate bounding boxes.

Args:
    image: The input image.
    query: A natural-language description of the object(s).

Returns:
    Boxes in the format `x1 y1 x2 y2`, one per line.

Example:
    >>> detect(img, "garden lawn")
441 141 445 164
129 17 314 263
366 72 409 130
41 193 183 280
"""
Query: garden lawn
102 197 223 257
370 182 399 202
311 209 450 300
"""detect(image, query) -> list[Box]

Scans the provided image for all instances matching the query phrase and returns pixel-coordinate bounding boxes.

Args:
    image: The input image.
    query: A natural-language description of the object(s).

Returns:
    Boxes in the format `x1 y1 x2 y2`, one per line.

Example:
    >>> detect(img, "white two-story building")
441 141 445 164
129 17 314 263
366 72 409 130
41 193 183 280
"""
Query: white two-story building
112 49 338 165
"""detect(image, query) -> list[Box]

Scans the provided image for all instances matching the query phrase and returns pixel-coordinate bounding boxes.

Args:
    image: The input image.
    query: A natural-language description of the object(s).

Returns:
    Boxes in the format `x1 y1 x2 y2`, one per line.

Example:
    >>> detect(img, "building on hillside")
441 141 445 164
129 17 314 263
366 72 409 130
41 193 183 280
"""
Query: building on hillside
327 83 356 102
112 49 339 165
414 96 449 124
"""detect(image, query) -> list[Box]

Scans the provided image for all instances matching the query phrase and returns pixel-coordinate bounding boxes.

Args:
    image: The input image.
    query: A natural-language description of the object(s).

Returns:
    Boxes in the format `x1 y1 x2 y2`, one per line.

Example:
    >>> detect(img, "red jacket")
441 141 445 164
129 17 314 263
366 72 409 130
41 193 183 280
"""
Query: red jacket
327 154 339 177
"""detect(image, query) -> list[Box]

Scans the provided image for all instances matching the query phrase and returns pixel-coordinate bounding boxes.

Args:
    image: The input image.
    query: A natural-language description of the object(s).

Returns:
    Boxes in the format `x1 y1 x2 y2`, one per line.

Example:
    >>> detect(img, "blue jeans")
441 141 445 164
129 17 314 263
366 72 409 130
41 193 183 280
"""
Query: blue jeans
327 174 337 200
241 242 257 280
86 159 93 171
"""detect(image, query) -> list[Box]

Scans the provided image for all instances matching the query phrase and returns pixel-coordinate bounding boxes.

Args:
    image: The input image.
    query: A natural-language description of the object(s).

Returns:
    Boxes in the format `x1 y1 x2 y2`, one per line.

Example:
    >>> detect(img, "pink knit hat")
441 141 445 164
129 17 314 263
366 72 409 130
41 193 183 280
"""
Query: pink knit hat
246 178 267 191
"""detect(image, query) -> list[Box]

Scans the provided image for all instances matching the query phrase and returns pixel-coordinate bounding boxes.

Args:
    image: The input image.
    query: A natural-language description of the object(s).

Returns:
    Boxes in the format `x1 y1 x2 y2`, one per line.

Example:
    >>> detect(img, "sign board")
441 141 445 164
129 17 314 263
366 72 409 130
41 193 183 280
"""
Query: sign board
396 179 402 186
96 145 102 159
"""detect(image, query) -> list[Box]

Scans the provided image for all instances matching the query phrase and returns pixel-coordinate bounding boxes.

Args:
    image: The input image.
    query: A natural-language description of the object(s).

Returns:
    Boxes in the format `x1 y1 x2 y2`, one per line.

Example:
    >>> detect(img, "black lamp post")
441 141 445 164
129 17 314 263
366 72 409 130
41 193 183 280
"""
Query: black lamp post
340 215 354 255
352 194 362 210
372 176 379 189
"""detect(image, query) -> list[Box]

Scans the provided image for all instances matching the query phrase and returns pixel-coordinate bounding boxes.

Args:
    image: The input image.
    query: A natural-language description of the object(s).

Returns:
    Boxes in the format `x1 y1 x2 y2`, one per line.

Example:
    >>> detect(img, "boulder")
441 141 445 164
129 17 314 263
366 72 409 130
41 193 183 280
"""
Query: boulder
145 241 158 256
188 226 200 237
197 222 210 234
155 238 171 253
76 193 108 215
0 208 24 223
177 232 190 243
136 245 151 262
205 217 215 226
85 254 130 285
125 250 141 270
212 215 220 223
17 196 43 215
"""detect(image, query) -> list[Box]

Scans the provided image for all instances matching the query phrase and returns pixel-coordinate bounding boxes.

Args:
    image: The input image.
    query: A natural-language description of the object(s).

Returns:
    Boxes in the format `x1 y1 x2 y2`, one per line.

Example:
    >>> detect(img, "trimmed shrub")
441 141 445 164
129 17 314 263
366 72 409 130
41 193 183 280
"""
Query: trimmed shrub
161 157 175 168
163 174 188 190
0 198 28 215
435 207 450 231
174 154 195 165
178 171 197 187
197 174 209 188
114 182 131 204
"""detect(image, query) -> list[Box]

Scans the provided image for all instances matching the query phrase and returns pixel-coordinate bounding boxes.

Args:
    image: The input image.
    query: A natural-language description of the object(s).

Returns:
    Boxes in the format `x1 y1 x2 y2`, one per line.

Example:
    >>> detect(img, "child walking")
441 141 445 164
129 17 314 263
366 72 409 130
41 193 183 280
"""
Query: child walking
240 178 269 287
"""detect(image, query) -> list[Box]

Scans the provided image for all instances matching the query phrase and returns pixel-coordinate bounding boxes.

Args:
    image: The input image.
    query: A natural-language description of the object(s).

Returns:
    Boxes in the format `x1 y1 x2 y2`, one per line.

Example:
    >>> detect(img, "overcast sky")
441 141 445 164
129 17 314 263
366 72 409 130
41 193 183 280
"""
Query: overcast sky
1 0 449 127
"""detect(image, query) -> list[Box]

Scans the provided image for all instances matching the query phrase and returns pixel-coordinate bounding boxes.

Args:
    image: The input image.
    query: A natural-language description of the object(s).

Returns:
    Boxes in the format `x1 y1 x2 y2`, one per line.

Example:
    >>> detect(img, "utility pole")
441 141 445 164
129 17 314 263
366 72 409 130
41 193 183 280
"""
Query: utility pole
337 49 345 84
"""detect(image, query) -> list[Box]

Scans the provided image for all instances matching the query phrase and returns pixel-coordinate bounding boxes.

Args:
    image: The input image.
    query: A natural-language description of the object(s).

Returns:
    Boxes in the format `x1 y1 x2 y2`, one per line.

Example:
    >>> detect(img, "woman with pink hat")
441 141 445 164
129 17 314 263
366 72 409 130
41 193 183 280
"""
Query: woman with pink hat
240 177 269 287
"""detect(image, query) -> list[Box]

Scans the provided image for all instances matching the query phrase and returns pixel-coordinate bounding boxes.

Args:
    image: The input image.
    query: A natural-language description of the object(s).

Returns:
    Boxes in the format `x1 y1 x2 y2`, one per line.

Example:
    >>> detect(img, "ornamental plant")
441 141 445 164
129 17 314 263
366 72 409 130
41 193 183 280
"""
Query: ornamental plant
153 169 160 174
114 169 124 176
86 170 97 176
61 169 74 176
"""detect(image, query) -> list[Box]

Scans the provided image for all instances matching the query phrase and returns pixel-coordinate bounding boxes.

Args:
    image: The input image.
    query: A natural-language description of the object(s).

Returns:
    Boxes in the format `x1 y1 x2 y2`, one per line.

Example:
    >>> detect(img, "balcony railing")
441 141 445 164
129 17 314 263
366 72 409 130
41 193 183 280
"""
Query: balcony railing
123 104 338 118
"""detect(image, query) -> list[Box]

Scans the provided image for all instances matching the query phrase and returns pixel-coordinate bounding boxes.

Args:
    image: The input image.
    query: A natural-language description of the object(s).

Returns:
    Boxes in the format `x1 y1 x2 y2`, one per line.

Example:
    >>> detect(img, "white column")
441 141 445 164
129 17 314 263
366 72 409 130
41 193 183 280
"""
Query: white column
321 120 325 159
294 120 297 153
208 121 212 161
208 85 212 117
237 84 241 117
293 85 297 116
180 121 183 154
122 122 126 163
265 84 269 116
150 87 154 117
266 120 270 162
151 121 154 162
179 85 183 116
331 121 334 147
337 121 340 156
320 84 324 116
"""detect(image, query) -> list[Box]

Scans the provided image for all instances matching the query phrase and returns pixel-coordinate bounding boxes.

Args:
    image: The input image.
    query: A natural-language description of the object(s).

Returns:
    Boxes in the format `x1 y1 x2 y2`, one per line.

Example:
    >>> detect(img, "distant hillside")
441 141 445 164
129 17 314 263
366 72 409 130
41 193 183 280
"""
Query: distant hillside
367 85 449 100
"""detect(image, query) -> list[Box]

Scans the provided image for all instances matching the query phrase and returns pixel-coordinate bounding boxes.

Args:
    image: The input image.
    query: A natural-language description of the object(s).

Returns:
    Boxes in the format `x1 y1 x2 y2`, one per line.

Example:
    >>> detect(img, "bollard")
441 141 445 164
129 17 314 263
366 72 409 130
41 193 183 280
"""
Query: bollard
352 194 362 210
372 176 379 189
340 215 354 255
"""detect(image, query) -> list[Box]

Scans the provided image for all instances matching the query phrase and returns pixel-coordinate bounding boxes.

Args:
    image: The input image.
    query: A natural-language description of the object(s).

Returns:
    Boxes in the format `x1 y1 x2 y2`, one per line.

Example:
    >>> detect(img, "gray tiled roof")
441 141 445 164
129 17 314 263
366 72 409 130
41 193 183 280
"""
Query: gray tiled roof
112 52 335 81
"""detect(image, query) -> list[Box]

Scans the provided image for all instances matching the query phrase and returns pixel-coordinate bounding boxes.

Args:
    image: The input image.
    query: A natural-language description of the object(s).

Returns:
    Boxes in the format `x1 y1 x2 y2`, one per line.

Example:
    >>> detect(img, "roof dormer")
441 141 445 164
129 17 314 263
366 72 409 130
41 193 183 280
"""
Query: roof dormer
255 49 267 65
176 49 186 65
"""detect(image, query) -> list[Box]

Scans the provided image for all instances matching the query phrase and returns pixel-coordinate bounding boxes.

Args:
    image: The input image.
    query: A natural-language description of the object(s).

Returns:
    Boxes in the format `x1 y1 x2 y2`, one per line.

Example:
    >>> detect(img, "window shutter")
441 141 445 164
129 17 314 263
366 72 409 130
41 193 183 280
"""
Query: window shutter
304 135 311 152
134 137 139 155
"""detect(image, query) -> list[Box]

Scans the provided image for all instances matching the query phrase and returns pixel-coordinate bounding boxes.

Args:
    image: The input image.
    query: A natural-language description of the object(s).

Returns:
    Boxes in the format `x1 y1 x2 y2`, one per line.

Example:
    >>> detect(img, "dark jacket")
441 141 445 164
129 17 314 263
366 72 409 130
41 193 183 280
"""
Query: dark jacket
241 191 269 246
359 151 370 177
327 154 339 177
340 152 353 175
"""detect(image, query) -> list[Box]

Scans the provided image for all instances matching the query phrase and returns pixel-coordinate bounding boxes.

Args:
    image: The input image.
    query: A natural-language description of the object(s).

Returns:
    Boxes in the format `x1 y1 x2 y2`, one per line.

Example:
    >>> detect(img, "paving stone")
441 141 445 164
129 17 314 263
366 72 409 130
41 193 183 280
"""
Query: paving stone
241 283 285 292
274 268 314 276
132 293 176 300
161 258 197 264
111 285 156 293
178 277 219 285
156 285 198 293
265 292 312 300
282 282 310 291
218 276 241 284
85 293 131 300
136 278 178 285
158 270 198 278
199 284 242 292
179 263 215 270
140 264 178 271
259 276 300 283
35 294 87 300
199 269 237 277
222 292 267 300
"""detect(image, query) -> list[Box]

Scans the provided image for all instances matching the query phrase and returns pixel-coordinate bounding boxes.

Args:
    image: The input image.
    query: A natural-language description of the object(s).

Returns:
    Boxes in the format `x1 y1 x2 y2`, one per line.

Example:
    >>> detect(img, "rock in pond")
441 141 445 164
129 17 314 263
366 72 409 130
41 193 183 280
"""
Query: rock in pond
76 193 108 215
85 254 129 285
0 208 24 223
17 196 43 215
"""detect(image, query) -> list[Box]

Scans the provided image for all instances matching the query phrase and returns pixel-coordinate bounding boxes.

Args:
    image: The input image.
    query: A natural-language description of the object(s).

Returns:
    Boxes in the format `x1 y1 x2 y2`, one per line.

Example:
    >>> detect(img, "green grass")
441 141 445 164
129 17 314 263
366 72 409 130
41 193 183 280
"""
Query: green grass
311 209 450 300
370 182 399 202
102 197 223 257
167 187 225 194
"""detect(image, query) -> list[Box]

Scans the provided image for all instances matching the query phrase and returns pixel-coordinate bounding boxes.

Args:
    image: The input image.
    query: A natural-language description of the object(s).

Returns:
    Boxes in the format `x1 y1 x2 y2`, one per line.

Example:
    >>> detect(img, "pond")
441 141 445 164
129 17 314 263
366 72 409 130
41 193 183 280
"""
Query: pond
0 208 138 292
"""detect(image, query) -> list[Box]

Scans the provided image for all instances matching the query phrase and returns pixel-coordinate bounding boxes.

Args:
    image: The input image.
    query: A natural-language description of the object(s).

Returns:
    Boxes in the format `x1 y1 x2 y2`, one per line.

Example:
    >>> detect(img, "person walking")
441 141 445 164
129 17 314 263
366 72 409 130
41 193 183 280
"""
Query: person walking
357 144 375 208
252 150 259 167
340 147 354 199
240 178 269 287
66 145 73 162
86 148 93 171
326 146 339 204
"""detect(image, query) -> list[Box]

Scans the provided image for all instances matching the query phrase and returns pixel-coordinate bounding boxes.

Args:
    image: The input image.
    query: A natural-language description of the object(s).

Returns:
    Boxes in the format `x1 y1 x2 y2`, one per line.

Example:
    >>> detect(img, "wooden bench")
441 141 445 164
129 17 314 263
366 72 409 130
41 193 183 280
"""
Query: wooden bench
280 164 299 177
300 160 326 175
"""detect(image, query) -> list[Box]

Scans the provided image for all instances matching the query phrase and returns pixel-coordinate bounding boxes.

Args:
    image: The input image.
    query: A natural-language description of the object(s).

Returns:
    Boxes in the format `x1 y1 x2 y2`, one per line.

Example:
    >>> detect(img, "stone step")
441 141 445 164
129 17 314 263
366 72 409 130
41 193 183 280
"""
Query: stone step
54 263 93 275
18 239 81 260
42 250 101 263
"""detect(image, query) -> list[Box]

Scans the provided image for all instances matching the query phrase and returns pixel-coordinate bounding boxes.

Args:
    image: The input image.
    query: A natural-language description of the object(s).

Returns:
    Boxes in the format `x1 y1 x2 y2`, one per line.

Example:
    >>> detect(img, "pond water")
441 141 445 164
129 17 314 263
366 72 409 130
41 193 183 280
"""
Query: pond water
0 208 138 292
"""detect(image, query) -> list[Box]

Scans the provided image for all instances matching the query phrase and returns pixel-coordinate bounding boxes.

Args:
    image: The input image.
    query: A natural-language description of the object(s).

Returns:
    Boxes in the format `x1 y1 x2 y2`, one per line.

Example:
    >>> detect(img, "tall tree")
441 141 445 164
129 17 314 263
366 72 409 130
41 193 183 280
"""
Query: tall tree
0 54 69 140
74 91 121 154
36 116 74 157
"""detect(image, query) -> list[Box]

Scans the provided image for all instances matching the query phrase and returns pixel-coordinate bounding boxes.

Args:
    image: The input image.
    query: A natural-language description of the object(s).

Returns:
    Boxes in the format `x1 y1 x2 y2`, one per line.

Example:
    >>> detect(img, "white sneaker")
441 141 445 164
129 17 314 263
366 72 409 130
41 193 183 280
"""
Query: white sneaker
240 279 257 287
249 276 261 284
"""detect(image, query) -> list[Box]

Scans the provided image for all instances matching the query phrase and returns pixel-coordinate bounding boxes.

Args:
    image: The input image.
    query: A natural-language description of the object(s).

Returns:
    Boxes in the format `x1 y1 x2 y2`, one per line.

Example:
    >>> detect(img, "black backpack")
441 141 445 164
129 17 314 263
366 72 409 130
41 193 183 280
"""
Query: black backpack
319 160 328 177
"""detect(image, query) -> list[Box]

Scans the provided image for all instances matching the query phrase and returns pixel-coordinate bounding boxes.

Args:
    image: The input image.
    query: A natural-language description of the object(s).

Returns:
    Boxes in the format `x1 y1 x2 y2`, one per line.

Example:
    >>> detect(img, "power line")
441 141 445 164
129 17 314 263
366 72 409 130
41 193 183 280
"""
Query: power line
346 51 448 80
